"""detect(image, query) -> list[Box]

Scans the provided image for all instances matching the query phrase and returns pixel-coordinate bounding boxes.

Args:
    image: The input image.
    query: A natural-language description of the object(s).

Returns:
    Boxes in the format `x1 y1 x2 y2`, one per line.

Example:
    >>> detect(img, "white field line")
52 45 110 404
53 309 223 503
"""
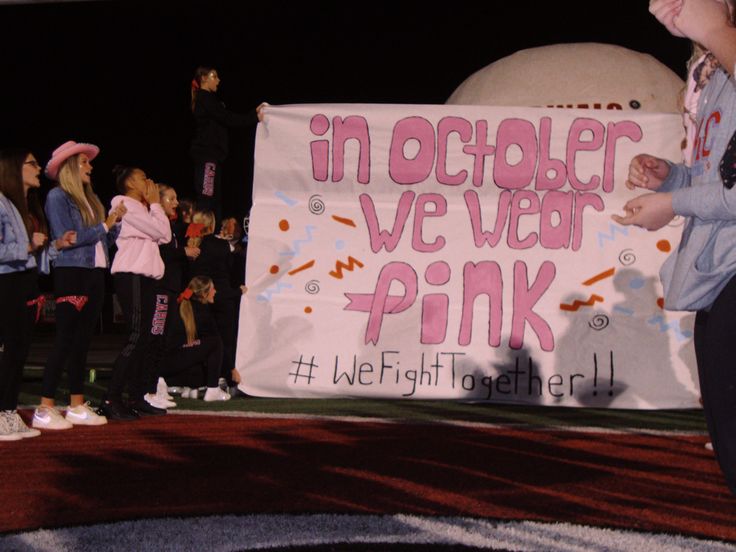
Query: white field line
2 514 734 552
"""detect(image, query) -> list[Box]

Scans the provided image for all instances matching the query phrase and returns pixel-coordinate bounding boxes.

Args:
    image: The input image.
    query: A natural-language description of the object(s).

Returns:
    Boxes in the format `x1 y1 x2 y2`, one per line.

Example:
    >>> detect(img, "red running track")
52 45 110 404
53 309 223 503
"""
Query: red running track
1 411 734 542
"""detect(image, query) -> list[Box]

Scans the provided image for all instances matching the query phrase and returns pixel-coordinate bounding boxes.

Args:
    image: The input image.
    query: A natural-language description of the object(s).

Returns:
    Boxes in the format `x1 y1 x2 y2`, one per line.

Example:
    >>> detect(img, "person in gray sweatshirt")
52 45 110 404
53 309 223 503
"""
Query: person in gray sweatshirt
614 0 736 496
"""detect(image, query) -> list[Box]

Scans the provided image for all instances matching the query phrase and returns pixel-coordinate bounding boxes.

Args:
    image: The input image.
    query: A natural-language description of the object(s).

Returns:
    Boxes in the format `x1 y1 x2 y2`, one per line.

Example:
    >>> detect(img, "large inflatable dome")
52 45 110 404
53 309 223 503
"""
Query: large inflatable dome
447 43 684 113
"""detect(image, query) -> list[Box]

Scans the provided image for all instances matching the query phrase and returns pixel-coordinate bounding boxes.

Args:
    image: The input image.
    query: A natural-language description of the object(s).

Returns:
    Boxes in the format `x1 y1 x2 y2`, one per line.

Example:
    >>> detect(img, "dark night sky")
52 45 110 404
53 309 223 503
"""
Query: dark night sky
0 1 692 219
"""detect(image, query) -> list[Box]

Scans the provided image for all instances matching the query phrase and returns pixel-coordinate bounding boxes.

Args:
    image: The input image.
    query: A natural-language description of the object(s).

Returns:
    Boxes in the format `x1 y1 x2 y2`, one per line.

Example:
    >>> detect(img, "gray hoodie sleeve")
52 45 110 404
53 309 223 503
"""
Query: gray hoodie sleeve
672 172 736 221
658 162 690 194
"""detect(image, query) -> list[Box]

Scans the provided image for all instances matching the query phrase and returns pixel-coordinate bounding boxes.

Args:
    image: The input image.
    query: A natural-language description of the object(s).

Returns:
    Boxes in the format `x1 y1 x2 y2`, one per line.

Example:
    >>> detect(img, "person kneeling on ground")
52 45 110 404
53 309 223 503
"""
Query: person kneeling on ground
165 276 230 402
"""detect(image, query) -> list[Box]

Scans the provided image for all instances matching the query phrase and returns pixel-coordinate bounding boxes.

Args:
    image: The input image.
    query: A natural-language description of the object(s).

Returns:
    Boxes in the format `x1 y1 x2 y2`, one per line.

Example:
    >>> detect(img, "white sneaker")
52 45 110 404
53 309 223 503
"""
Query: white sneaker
144 393 174 410
180 387 198 400
157 377 173 400
0 412 23 441
4 411 41 438
33 406 73 430
65 403 108 426
203 387 232 402
155 391 177 408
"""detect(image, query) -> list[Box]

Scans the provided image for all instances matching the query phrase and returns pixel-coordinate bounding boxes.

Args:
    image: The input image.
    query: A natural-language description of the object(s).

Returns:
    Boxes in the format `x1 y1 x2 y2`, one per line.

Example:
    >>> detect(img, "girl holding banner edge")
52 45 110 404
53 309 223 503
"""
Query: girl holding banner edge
614 0 736 495
190 66 268 224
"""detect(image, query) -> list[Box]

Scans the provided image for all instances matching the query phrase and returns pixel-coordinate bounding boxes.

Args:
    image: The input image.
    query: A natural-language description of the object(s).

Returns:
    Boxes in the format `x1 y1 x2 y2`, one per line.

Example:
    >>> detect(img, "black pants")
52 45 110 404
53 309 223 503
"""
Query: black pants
193 158 223 224
0 270 38 410
694 275 736 496
109 273 158 401
42 267 105 399
212 295 240 382
150 288 174 384
163 335 223 388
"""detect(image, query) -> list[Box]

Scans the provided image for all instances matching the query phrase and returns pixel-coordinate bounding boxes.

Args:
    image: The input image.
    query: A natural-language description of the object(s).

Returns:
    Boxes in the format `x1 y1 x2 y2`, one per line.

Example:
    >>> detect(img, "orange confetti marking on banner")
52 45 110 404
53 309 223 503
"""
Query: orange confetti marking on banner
288 260 316 276
279 219 290 231
560 294 604 312
657 240 671 252
329 256 364 279
332 215 356 227
582 268 615 286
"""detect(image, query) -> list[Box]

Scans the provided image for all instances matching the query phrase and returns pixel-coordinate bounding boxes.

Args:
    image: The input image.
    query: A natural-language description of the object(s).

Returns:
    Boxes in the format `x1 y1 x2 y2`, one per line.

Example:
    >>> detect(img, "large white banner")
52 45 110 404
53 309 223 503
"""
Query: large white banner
237 104 698 408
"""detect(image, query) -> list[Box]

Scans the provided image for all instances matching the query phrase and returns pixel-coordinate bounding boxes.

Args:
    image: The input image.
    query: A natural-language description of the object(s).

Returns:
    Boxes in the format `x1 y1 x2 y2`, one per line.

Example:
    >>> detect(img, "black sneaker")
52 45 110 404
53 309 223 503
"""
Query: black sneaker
99 400 138 421
229 386 250 399
130 399 167 416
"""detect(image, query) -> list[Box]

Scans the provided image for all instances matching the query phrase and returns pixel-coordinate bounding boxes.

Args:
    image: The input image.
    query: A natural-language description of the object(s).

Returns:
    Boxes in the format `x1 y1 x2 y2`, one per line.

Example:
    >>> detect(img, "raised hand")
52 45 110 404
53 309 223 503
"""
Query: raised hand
625 154 671 191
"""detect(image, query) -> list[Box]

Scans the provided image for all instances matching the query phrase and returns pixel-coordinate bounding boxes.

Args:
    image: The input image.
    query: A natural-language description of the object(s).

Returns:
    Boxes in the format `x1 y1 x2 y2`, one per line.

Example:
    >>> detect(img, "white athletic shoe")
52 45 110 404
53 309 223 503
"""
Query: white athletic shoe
3 410 41 438
32 406 73 430
0 412 23 441
180 387 198 400
203 387 231 402
144 393 174 410
65 403 108 426
155 392 177 408
157 377 173 400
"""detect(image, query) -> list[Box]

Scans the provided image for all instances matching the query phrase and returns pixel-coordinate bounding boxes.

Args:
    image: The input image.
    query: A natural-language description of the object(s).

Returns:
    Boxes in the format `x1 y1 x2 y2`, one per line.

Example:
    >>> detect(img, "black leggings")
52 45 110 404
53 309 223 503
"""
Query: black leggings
0 270 39 410
109 272 158 401
694 274 736 496
163 335 223 389
42 267 105 399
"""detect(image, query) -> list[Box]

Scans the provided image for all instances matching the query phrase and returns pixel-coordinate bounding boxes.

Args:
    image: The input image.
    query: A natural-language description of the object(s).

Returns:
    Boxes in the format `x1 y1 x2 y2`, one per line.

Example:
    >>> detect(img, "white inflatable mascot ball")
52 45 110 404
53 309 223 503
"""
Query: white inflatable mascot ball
447 43 684 114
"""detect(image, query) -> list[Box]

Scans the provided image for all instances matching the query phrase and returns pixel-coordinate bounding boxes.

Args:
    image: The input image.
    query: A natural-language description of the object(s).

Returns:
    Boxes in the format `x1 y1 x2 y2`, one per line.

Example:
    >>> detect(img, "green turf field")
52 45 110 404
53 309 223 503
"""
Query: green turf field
19 366 707 432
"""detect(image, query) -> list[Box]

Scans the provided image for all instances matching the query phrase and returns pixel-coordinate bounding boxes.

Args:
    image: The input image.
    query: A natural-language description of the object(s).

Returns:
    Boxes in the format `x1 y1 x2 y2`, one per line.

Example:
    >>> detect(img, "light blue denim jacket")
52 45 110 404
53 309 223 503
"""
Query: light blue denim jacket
44 186 113 268
0 193 56 274
658 69 736 310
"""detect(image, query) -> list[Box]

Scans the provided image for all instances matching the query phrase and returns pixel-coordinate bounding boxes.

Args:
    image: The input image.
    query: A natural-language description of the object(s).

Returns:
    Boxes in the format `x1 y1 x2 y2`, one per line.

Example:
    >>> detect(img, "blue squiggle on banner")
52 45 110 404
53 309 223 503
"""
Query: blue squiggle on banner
257 282 294 302
598 223 629 248
280 225 317 257
647 315 693 343
275 191 298 207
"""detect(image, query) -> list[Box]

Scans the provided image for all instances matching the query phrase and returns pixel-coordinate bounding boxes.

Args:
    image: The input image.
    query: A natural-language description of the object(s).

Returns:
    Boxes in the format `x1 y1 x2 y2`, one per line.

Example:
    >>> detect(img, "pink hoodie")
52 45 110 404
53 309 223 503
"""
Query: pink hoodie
110 195 172 279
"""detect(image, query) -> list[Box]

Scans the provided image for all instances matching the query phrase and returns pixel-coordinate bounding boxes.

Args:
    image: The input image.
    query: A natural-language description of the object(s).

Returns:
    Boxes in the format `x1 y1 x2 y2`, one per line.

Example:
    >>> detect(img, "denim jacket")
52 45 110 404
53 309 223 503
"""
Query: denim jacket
0 193 57 275
44 187 113 269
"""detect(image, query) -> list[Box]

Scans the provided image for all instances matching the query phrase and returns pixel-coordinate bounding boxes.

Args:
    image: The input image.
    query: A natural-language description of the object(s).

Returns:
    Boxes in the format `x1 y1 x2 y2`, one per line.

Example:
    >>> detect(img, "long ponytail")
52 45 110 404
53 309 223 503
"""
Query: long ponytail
178 276 214 345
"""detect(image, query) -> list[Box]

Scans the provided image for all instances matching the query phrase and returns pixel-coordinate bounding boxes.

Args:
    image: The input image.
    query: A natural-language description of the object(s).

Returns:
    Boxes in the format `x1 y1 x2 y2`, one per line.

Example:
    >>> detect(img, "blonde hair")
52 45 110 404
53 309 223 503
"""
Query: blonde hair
57 154 105 226
187 210 216 248
179 276 213 345
157 183 173 199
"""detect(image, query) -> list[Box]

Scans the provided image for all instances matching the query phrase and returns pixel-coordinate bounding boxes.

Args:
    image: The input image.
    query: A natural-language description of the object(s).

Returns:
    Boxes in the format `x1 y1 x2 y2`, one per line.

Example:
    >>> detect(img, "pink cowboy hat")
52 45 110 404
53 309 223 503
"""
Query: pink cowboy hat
45 140 100 180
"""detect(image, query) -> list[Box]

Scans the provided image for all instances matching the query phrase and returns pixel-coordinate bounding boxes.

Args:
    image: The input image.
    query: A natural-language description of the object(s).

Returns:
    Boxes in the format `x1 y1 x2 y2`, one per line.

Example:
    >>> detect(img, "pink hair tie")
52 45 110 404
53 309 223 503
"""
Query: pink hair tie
191 78 200 90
